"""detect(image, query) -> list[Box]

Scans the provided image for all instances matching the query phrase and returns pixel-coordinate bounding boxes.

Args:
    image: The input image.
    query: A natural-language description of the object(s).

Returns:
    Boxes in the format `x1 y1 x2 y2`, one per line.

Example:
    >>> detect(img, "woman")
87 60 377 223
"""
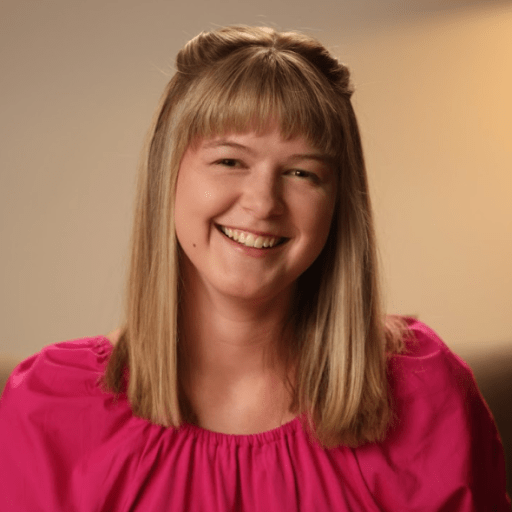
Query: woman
0 26 509 511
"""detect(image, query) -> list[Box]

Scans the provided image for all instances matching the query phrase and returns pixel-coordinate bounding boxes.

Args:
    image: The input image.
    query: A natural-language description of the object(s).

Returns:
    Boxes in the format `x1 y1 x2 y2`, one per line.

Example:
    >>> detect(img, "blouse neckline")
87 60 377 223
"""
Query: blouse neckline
177 415 304 445
98 335 304 445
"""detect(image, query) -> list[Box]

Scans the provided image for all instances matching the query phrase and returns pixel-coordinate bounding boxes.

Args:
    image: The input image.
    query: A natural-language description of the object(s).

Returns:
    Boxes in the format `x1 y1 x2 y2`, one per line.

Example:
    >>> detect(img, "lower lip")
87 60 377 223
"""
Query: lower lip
218 229 287 258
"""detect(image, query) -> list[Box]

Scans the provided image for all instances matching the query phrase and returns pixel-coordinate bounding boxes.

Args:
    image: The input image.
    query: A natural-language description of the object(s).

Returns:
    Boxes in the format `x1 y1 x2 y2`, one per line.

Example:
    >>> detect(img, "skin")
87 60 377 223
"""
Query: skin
173 124 337 434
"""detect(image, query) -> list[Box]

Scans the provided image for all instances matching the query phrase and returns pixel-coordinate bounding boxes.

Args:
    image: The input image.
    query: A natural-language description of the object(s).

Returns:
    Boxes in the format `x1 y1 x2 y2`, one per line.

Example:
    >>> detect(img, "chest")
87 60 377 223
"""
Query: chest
74 430 380 512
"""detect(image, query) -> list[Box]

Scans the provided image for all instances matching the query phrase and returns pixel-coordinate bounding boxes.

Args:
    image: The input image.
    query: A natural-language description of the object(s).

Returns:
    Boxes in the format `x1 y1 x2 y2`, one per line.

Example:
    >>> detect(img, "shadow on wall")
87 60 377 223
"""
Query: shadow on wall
0 345 511 497
0 357 20 395
467 344 512 498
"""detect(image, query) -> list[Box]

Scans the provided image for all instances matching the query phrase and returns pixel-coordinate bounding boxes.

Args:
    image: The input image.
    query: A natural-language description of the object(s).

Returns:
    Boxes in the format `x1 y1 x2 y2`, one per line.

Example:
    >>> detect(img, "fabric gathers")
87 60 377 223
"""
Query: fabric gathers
0 319 509 511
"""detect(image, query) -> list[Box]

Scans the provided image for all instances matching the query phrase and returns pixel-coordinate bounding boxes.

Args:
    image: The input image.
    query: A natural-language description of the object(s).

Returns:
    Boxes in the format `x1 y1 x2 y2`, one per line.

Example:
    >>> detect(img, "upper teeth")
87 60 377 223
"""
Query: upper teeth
220 226 282 248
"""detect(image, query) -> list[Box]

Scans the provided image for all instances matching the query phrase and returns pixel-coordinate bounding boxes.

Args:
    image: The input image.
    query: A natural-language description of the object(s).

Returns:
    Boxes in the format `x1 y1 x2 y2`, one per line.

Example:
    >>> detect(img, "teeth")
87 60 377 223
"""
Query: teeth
245 234 255 247
220 226 283 249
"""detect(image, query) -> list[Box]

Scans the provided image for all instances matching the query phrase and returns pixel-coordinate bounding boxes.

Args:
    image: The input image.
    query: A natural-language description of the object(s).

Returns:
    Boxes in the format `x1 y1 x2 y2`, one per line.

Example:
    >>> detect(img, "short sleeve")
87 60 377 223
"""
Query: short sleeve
355 319 510 511
0 337 113 511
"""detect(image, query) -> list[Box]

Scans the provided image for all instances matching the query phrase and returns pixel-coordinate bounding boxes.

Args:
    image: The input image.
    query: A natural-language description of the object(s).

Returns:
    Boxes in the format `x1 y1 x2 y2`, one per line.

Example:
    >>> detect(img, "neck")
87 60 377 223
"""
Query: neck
178 269 297 432
180 280 293 380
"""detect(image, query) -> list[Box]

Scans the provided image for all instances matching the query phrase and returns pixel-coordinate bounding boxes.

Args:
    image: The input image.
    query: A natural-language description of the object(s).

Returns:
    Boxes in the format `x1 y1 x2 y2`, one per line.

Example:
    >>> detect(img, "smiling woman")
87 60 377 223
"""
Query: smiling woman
175 128 336 307
0 25 509 511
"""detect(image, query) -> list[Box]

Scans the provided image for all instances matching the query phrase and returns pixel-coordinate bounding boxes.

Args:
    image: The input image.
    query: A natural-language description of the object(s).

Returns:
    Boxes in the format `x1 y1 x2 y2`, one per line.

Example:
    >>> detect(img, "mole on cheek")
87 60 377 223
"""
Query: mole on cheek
193 244 196 248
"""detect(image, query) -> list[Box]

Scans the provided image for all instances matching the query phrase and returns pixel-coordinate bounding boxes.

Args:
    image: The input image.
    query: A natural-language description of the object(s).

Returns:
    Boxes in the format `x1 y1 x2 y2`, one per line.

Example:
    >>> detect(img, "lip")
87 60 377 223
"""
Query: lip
215 224 289 255
215 224 289 239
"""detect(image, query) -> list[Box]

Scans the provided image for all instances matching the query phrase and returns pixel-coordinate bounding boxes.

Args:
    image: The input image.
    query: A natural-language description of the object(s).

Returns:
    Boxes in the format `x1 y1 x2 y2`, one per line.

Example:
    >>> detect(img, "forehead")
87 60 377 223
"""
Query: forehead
200 124 308 147
190 126 336 166
190 121 325 153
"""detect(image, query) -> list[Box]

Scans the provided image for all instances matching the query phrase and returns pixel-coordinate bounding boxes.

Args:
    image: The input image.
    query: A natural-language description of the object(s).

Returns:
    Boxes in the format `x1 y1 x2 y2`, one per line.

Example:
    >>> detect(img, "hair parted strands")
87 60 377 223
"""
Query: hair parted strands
103 25 407 448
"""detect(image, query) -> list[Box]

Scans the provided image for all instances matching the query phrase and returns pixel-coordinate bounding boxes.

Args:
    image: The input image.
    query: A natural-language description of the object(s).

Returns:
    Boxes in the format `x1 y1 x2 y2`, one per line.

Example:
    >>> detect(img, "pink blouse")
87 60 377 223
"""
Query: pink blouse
0 319 509 511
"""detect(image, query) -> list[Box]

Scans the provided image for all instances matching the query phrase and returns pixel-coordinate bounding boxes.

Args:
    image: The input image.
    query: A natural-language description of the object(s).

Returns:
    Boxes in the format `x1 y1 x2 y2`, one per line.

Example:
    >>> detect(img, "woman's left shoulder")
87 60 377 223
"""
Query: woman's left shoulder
391 316 455 358
387 317 476 398
354 317 510 510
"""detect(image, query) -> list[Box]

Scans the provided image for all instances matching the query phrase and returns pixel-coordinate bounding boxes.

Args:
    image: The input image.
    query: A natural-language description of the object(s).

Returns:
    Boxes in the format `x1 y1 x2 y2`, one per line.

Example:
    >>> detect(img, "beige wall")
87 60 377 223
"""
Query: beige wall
343 6 512 358
1 0 511 360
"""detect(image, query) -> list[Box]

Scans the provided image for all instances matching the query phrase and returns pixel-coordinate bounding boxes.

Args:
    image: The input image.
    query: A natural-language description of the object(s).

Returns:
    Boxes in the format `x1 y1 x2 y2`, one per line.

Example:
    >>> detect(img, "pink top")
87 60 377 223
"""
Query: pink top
0 319 509 511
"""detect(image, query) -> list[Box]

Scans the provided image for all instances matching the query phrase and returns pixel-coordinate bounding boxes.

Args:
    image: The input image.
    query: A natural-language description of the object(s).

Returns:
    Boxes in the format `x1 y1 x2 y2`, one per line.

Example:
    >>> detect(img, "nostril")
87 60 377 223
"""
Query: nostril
241 186 285 217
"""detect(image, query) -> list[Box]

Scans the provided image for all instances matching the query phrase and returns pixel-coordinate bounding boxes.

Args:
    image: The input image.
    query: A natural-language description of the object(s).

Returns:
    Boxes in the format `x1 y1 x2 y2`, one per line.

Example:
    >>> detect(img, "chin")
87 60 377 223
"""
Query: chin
217 278 291 305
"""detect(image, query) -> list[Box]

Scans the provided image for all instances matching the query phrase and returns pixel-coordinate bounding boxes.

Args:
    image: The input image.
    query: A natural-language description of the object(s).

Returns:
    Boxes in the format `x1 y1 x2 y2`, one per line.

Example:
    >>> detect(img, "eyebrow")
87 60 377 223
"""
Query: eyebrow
201 140 335 166
202 140 257 155
288 153 335 167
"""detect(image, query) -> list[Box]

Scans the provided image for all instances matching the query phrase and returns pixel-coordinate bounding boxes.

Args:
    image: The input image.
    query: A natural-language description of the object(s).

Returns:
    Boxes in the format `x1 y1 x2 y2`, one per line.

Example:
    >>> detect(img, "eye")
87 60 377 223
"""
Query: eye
289 169 320 183
216 158 241 168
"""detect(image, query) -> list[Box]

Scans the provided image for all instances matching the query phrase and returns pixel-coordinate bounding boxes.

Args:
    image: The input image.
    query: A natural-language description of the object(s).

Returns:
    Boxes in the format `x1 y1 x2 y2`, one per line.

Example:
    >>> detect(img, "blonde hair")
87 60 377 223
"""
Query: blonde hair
104 25 405 448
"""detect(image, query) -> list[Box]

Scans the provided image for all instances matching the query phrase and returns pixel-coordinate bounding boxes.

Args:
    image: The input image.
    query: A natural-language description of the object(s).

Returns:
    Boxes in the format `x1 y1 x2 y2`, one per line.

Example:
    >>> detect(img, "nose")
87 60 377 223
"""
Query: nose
241 170 285 219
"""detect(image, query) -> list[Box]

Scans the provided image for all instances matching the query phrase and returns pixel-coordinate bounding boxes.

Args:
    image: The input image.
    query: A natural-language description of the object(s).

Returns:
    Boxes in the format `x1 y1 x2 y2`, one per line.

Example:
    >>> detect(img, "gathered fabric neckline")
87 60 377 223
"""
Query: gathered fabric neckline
177 415 304 446
98 334 305 446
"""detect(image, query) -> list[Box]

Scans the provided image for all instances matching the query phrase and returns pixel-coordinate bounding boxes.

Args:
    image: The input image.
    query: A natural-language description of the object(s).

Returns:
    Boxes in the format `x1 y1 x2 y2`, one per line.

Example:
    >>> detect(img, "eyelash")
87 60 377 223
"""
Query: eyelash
217 159 241 168
215 159 320 183
289 169 319 183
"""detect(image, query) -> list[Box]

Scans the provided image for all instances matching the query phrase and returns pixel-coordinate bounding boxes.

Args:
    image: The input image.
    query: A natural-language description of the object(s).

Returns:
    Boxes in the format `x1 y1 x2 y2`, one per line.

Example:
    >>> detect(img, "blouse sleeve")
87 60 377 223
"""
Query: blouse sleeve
0 337 113 511
355 319 510 511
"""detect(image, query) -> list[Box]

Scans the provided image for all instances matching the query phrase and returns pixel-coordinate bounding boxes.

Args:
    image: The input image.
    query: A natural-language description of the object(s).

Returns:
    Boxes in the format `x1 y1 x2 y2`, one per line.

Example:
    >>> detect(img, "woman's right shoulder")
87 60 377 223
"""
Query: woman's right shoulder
1 334 114 403
106 327 122 346
0 335 132 511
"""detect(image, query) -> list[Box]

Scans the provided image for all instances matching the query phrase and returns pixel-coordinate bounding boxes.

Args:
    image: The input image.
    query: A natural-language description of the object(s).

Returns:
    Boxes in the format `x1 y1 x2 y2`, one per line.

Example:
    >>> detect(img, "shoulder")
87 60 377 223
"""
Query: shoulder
106 327 122 346
387 318 494 446
1 335 113 401
393 316 452 357
0 336 118 438
355 318 510 510
387 317 474 397
0 335 124 510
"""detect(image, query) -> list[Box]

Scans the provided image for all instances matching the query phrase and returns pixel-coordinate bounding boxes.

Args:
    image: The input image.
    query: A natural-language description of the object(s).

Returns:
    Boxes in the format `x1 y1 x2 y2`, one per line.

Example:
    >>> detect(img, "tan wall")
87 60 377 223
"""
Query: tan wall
342 6 512 358
1 1 511 360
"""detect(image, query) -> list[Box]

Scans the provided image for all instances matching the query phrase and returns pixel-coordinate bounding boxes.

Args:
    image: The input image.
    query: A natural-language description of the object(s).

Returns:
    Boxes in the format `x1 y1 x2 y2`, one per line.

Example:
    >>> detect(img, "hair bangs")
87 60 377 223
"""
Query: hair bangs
180 48 344 157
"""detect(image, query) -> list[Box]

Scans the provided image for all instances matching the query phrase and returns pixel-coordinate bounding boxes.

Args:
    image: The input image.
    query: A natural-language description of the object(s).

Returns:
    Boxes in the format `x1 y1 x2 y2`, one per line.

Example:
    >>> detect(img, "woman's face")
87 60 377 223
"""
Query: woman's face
174 124 337 304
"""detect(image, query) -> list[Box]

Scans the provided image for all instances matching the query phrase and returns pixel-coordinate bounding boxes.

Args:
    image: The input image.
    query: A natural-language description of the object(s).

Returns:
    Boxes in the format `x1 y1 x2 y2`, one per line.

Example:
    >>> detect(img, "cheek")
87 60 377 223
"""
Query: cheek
174 172 203 249
303 197 335 244
175 173 233 239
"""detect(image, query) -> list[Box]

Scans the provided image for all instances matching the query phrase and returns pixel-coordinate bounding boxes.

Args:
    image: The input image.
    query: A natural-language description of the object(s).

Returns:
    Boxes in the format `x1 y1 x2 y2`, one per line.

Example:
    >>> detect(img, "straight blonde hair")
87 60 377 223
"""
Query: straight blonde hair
104 25 406 448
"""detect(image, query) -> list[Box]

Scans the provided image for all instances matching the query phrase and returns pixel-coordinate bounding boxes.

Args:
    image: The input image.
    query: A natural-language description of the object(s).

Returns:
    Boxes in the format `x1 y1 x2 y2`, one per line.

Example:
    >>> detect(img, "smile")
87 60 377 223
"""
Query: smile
218 225 288 249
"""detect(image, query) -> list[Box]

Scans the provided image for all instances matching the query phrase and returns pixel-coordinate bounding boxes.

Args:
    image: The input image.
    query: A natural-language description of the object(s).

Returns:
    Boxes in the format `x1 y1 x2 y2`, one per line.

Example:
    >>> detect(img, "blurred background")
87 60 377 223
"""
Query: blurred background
1 0 511 493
